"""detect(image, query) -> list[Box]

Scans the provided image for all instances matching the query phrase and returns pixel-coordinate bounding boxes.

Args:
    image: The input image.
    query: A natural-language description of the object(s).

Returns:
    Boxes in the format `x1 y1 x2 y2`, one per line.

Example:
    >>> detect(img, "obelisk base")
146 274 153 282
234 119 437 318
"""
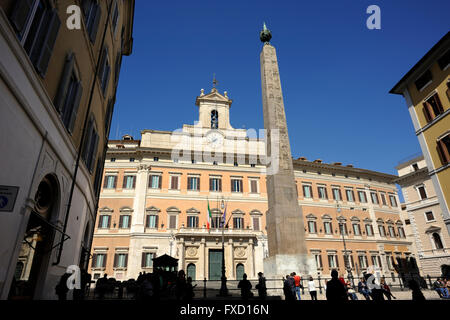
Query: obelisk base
263 254 317 298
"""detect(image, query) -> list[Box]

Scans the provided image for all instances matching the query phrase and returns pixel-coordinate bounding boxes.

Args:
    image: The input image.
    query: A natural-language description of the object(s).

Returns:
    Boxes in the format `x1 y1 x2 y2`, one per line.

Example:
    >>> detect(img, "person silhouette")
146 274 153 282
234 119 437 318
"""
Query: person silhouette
256 272 267 300
238 273 253 300
408 279 425 301
326 269 348 302
55 272 70 300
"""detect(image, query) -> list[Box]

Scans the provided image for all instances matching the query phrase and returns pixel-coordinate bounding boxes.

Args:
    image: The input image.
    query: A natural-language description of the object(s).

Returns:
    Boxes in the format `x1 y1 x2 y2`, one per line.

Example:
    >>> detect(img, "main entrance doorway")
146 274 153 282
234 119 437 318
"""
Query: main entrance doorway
208 249 222 280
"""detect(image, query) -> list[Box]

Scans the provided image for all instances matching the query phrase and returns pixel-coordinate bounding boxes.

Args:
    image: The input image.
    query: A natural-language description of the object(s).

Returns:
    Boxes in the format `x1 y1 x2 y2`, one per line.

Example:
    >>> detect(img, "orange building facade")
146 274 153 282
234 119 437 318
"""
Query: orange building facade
90 87 413 282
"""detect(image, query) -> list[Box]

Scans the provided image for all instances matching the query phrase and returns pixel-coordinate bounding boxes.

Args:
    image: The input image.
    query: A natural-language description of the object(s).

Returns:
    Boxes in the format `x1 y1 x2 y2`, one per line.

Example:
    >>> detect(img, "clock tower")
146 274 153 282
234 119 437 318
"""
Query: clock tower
195 87 233 130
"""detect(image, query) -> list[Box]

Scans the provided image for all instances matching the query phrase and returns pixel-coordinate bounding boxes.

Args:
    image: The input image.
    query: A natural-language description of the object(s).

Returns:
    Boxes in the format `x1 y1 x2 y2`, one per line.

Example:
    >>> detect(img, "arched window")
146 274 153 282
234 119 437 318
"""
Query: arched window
211 110 218 129
187 263 196 281
433 232 444 249
236 263 245 280
14 262 24 280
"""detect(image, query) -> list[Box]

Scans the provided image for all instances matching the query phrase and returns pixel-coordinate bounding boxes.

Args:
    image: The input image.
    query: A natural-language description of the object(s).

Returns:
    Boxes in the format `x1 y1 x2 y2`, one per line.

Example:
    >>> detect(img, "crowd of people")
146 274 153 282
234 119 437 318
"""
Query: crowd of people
55 266 447 301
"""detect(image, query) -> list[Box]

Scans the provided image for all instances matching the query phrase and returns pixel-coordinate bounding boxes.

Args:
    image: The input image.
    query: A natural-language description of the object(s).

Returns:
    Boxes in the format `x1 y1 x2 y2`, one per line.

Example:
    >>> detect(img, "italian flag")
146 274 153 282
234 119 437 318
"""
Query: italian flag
207 199 212 230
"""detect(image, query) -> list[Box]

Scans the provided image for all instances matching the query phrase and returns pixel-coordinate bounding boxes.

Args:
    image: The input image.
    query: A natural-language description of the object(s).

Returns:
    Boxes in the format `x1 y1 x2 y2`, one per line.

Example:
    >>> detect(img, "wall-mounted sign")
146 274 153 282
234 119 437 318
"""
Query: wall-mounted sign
0 186 19 212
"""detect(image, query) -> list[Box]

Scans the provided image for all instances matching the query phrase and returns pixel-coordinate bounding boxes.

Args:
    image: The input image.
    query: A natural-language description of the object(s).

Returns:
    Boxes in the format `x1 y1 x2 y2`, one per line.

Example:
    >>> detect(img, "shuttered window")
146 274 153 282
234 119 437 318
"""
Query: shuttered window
105 99 114 137
365 224 374 236
437 134 450 165
422 93 444 122
114 253 128 268
233 217 243 229
146 215 158 228
111 0 119 33
252 217 260 231
149 175 161 189
169 215 177 229
250 180 258 193
303 185 312 198
103 175 116 189
345 189 354 202
187 177 199 191
54 53 83 133
93 253 106 268
209 178 222 192
98 47 111 95
82 116 99 172
187 216 199 228
307 221 317 233
324 221 332 234
98 215 110 229
141 252 154 268
10 0 61 76
317 186 327 199
119 215 131 229
81 0 101 42
231 179 243 192
358 191 367 203
122 175 136 189
170 176 179 190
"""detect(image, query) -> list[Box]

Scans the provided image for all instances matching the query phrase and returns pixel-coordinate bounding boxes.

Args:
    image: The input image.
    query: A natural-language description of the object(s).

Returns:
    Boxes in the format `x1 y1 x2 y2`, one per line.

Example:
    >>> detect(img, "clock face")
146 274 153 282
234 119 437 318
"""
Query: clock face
206 131 224 149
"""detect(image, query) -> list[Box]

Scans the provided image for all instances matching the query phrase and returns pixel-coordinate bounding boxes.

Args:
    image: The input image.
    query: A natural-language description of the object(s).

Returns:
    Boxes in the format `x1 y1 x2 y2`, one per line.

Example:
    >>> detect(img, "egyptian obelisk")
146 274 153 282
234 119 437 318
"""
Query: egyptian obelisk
260 23 316 284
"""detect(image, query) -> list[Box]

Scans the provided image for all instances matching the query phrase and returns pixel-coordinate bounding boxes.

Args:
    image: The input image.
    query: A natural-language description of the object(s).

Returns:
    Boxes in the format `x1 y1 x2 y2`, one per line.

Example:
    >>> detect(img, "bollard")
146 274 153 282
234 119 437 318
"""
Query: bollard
203 278 207 298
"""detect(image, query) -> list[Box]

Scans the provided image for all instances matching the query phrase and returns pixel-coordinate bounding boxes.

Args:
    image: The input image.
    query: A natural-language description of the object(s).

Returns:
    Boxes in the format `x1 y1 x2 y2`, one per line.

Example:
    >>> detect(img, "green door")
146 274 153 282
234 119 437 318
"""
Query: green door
209 249 222 280
236 263 245 280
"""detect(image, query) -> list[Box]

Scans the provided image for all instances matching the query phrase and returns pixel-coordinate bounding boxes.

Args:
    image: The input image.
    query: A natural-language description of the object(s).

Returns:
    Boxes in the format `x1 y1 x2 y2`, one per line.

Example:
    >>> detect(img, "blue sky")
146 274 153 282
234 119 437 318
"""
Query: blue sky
112 0 450 178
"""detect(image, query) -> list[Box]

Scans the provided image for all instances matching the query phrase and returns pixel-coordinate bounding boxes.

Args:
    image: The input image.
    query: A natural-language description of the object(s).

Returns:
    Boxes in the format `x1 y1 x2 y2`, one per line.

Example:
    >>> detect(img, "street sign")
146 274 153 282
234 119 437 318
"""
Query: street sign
0 185 19 212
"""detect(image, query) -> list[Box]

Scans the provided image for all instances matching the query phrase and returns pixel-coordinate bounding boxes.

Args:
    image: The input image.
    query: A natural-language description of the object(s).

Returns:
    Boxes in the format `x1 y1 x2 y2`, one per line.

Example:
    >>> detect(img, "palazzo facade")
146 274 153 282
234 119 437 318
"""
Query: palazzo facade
90 87 413 282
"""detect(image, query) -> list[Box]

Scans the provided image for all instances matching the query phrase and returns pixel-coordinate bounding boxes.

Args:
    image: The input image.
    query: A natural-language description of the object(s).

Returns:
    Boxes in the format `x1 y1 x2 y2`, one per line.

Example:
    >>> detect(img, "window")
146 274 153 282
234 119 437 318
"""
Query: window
233 217 244 229
371 256 380 268
358 191 367 203
386 254 394 270
308 221 317 233
365 224 374 236
423 93 444 122
141 252 155 268
92 253 106 268
211 216 221 229
388 226 396 237
417 185 427 200
110 158 116 162
303 185 313 198
412 163 419 171
352 223 361 236
250 180 258 193
98 215 110 229
82 116 99 172
209 177 222 192
332 188 342 201
433 232 444 249
398 227 405 238
146 215 158 228
187 216 199 228
111 0 119 33
122 175 136 189
378 225 386 237
169 215 177 229
119 215 131 229
250 164 256 168
98 47 111 95
339 223 348 235
437 134 450 165
327 254 338 269
211 110 218 129
231 179 243 193
81 0 101 42
54 54 83 133
414 69 432 91
380 193 387 206
153 157 159 162
253 217 260 231
345 189 354 202
187 177 200 191
358 255 368 268
149 175 161 189
389 195 398 207
114 253 128 268
438 50 450 70
10 0 61 76
324 221 332 235
170 176 179 190
370 192 379 204
425 211 435 222
314 254 323 269
129 158 135 162
317 186 328 200
103 175 117 189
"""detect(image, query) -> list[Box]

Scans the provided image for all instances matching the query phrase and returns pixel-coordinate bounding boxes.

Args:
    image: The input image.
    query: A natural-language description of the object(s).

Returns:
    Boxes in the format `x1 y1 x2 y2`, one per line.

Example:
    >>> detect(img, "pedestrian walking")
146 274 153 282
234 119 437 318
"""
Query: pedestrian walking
283 275 295 301
184 276 197 301
308 276 317 300
256 272 267 300
408 279 425 301
55 272 70 300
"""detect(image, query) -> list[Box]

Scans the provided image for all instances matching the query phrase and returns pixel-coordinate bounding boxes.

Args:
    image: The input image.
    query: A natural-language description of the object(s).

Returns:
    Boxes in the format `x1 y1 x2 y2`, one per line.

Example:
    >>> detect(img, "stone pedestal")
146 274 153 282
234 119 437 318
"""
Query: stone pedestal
259 37 316 289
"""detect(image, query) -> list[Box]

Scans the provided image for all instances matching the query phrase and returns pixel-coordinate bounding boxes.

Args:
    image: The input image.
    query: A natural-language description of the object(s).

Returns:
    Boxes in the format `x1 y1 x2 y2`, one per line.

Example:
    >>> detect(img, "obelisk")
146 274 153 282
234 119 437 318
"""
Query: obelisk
260 23 316 284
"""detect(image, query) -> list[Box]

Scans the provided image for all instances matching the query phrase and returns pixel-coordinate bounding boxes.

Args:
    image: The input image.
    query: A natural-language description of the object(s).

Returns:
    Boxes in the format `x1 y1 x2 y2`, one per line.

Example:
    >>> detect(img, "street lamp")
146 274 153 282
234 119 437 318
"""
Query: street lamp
337 203 355 287
218 199 230 297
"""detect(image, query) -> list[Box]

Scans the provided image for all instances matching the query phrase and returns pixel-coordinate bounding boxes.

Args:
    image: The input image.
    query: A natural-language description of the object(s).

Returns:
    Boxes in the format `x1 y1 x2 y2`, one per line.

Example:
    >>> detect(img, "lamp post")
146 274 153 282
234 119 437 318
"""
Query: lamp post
218 199 230 297
337 203 354 287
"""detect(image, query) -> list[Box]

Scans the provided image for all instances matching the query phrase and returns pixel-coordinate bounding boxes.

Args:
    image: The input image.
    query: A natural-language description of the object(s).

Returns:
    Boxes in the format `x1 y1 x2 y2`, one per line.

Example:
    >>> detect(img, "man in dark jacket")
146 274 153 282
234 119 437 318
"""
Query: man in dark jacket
326 270 348 302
